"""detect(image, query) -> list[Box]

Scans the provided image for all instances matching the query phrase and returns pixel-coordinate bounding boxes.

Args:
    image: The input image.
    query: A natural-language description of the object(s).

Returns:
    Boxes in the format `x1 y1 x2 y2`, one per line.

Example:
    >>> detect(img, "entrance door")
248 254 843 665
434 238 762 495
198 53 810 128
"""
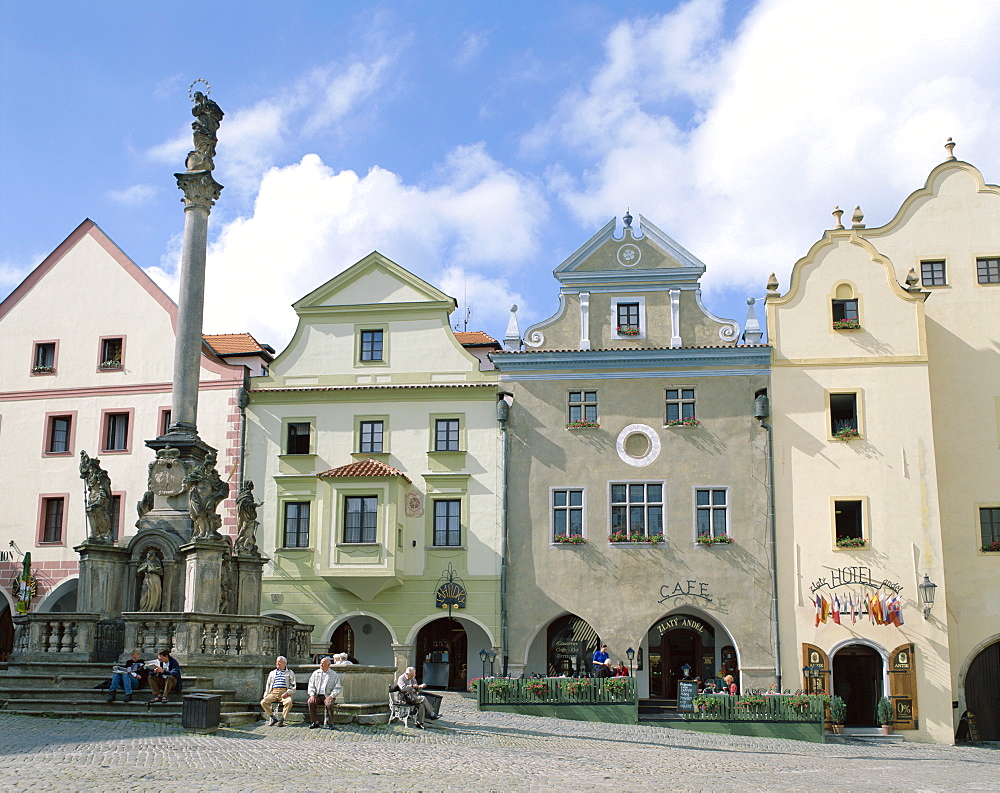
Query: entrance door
965 640 1000 741
650 628 701 699
833 644 884 727
415 618 467 691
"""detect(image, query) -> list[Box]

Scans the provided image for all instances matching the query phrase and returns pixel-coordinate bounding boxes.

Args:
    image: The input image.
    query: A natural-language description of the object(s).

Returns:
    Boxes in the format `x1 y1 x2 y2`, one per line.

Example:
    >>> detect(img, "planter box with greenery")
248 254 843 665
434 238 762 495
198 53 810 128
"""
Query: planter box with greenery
608 532 664 545
99 359 122 370
31 364 55 374
565 419 600 430
834 427 861 440
552 534 587 545
829 695 846 734
981 541 1000 553
836 536 867 549
833 319 862 330
665 417 701 427
697 534 733 546
616 325 640 336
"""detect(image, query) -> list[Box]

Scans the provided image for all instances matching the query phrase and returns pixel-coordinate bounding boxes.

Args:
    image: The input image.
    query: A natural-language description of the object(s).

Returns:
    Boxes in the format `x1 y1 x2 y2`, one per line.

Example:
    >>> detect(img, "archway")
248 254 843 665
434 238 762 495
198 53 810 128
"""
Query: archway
964 639 1000 740
327 617 394 666
832 643 884 727
0 602 13 661
545 614 600 677
35 576 78 613
646 613 722 699
414 617 468 691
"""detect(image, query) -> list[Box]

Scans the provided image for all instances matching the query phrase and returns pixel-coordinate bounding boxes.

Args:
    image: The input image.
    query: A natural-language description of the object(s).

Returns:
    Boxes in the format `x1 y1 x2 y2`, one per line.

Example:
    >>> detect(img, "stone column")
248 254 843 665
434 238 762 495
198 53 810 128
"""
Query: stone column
234 554 267 615
169 170 222 439
74 541 131 619
391 643 414 677
181 539 228 613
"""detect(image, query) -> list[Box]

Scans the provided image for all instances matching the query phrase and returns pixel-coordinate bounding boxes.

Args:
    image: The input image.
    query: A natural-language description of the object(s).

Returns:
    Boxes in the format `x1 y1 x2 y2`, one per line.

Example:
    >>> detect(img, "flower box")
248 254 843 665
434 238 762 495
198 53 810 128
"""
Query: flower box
836 536 866 549
696 534 732 546
609 532 664 545
834 427 860 440
553 535 587 545
99 359 122 370
833 320 861 330
524 680 548 697
665 418 701 427
565 419 600 430
980 541 1000 553
31 365 54 374
564 678 592 697
616 325 640 336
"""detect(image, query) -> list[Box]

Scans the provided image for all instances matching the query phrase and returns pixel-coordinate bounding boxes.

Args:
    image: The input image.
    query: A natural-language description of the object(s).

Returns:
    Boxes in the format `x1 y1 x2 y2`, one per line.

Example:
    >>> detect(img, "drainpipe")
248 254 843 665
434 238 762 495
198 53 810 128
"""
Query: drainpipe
755 393 781 691
497 392 512 676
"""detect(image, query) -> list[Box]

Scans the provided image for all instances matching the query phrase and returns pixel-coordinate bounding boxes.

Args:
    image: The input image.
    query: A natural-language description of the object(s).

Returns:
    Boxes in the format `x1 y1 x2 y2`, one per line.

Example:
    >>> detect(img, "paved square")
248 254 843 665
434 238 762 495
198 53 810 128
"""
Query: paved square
1 693 996 791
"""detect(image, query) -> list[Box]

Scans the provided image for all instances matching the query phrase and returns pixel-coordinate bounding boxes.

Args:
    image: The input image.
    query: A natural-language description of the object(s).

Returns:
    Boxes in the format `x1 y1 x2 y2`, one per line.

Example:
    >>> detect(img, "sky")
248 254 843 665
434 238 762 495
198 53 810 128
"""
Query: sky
2 0 1000 352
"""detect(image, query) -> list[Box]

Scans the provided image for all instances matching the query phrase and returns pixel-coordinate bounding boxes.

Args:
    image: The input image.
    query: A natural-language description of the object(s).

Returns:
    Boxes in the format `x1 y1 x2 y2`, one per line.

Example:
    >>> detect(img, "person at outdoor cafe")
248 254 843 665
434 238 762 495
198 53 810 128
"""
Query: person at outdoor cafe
595 659 613 678
613 661 630 677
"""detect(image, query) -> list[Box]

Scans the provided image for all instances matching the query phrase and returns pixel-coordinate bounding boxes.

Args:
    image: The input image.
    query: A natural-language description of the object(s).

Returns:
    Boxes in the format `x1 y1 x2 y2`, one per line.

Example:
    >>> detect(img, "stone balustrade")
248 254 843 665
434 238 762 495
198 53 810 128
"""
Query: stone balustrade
11 613 102 661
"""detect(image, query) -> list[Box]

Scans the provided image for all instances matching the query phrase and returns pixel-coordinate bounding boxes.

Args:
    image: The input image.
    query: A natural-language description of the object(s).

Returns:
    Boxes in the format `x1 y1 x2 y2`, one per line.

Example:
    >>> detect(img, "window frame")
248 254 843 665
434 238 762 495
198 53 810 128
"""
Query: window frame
158 407 172 437
427 413 466 454
827 390 863 440
355 325 388 365
832 496 869 548
611 296 647 340
665 387 697 425
609 480 665 540
282 500 312 548
111 491 124 542
434 418 461 452
978 505 1000 549
43 411 76 457
31 340 58 376
97 335 125 372
976 257 1000 285
358 419 385 454
37 494 69 546
432 498 463 547
283 419 314 456
693 486 730 541
99 408 134 454
920 259 947 287
342 494 379 544
551 487 586 542
567 391 598 424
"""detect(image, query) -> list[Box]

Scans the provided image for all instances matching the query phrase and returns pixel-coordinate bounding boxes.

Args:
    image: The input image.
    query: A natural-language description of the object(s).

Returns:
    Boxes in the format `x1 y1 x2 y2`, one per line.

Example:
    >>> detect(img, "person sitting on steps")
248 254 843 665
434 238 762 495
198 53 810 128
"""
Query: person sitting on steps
107 649 146 703
149 648 182 703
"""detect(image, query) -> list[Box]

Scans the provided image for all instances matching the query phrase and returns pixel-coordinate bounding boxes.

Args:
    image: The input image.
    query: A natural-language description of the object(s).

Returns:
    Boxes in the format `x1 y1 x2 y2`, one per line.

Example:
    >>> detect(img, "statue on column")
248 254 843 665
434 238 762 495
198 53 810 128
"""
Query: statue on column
137 548 164 612
185 88 224 172
79 451 114 544
185 451 229 540
234 480 263 556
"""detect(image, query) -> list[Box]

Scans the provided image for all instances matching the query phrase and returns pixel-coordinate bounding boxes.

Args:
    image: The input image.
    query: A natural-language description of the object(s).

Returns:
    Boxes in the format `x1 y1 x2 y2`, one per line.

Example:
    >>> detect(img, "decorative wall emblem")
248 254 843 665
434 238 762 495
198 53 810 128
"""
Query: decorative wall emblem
149 446 187 497
434 562 467 616
617 244 641 267
616 424 661 467
405 490 424 518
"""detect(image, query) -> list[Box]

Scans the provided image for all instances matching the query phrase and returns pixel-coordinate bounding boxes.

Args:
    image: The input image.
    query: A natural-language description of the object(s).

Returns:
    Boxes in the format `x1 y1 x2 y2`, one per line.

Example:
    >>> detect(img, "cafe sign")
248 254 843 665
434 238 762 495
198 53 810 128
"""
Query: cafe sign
659 579 713 603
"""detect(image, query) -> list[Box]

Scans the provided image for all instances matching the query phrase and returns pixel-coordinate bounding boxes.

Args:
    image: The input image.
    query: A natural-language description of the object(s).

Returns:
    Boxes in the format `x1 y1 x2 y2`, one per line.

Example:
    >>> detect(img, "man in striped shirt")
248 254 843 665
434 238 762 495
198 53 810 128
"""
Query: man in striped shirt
260 656 297 726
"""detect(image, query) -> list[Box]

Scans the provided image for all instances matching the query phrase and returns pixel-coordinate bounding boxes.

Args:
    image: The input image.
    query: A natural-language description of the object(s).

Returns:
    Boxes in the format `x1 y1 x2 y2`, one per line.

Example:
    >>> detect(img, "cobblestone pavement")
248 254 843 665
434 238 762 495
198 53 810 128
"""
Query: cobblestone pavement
1 694 997 792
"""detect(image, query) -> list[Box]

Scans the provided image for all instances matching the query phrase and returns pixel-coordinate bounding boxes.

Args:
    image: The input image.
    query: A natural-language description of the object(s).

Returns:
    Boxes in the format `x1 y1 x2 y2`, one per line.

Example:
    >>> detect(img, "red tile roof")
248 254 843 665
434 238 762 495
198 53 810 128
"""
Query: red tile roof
203 333 274 358
455 331 501 348
317 458 411 482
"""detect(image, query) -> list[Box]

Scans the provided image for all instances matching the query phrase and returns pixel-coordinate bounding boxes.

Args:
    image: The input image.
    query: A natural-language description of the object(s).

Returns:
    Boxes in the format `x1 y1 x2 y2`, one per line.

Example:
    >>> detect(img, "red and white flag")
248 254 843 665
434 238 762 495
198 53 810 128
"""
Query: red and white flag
832 594 841 624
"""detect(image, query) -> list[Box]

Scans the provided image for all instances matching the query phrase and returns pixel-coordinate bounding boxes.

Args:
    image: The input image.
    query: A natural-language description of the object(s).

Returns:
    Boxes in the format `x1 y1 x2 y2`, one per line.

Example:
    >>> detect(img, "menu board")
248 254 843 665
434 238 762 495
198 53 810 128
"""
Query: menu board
677 680 698 712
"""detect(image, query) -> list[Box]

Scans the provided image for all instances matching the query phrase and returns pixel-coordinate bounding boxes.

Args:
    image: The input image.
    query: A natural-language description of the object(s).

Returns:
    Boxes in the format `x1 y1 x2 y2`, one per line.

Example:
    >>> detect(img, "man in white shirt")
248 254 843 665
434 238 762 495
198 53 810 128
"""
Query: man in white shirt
307 656 343 729
396 666 429 728
260 656 296 726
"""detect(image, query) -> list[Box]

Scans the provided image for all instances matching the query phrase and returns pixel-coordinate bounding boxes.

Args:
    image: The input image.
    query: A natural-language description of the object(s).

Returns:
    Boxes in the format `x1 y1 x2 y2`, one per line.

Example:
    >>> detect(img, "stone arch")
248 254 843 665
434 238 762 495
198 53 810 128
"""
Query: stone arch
519 609 577 669
126 528 183 612
957 633 1000 735
644 607 740 697
320 611 399 646
829 638 889 728
35 575 79 613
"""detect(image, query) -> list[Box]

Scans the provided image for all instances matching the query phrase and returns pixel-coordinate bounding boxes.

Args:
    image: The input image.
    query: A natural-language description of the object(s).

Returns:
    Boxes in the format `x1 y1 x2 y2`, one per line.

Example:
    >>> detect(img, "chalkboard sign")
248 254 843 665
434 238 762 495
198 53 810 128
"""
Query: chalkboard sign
677 680 698 712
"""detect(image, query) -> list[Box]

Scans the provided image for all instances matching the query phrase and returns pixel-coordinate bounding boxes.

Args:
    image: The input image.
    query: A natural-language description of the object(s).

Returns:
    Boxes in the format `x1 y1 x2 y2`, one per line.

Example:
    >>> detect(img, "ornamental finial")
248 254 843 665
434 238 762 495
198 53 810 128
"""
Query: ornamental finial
944 137 956 161
832 206 845 230
851 205 865 229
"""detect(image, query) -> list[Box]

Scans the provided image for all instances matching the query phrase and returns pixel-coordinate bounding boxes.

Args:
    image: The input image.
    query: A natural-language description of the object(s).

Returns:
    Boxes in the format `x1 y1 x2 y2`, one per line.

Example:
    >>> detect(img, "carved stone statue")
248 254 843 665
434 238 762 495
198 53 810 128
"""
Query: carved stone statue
79 451 114 544
135 489 154 528
137 549 164 612
234 480 263 556
185 91 224 172
185 451 229 540
220 554 234 614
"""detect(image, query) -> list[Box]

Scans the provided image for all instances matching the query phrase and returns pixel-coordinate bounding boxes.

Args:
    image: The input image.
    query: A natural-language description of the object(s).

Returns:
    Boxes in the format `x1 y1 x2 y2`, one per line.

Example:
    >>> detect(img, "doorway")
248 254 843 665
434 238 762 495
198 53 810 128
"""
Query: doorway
415 618 467 691
833 644 884 727
965 640 1000 741
649 628 702 699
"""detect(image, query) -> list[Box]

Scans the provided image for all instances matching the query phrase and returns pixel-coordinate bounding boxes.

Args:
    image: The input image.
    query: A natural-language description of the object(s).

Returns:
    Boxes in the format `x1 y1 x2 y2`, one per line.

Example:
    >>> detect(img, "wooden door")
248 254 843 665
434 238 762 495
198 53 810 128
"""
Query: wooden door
966 641 1000 741
889 643 917 730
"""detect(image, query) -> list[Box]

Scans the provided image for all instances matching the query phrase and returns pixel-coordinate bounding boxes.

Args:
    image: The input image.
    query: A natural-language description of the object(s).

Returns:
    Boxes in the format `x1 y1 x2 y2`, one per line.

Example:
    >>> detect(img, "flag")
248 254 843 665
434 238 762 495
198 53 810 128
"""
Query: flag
814 594 821 628
821 596 830 624
848 591 856 624
882 593 891 626
894 596 904 626
832 594 841 624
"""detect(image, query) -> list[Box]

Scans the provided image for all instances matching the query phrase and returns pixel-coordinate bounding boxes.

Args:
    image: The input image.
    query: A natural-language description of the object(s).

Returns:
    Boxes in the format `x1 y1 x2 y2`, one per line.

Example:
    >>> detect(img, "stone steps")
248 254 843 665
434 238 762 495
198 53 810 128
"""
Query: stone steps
0 687 237 702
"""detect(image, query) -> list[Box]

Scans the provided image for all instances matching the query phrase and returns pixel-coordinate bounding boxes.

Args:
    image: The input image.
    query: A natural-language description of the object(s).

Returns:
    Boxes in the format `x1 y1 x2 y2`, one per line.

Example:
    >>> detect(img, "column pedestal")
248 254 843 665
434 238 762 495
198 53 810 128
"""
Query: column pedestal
181 539 229 614
391 643 414 677
75 541 131 619
234 554 267 615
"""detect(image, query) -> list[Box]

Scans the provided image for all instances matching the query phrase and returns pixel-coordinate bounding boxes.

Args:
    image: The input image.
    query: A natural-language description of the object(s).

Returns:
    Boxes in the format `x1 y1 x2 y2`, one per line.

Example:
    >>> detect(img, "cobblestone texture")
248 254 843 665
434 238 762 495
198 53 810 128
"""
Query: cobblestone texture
1 693 996 792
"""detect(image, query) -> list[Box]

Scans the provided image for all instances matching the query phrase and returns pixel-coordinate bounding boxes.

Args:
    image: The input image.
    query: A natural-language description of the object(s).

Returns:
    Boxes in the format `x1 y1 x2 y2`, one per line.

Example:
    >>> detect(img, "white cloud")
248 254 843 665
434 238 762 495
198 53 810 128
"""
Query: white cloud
455 30 489 67
197 147 546 349
107 184 157 205
534 0 1000 295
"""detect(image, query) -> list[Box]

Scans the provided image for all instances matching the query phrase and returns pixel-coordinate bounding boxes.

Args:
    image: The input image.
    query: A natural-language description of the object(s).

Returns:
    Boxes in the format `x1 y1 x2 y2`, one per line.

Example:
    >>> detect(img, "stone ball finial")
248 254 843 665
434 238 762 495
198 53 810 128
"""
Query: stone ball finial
832 206 845 230
945 137 956 161
747 297 755 305
906 268 920 289
510 304 518 313
623 208 633 228
851 205 865 229
766 273 779 294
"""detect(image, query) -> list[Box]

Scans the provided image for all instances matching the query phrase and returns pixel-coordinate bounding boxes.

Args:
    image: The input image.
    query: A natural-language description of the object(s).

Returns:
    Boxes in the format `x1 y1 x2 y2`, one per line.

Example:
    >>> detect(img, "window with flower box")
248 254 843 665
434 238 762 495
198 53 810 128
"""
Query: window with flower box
611 297 645 339
610 482 664 540
32 341 57 374
552 488 584 541
665 388 697 425
829 393 860 439
567 391 598 426
980 507 1000 551
695 488 729 542
98 336 124 370
834 500 865 547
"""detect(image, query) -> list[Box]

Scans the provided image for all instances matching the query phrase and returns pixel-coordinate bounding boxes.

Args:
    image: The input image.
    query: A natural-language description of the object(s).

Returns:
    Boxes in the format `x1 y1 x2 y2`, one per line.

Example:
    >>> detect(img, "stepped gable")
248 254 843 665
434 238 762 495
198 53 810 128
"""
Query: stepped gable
317 459 411 482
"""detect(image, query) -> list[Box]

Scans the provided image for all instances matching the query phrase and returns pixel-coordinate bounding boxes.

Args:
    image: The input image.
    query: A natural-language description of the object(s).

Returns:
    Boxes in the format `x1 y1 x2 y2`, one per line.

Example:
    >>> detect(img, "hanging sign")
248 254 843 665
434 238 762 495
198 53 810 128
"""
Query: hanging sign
435 581 466 610
809 566 902 594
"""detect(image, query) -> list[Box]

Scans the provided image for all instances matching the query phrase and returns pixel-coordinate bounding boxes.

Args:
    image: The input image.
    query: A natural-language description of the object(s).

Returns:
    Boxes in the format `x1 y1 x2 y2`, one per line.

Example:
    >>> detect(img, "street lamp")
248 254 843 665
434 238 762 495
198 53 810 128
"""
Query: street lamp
681 663 692 679
802 662 822 692
487 649 497 675
479 648 489 678
918 574 937 619
626 647 635 677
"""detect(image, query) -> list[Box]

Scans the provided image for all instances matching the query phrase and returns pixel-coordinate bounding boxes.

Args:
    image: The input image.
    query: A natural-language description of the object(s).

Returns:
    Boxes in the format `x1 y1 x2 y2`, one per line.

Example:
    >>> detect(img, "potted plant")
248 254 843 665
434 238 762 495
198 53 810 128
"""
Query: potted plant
832 318 861 330
564 678 592 697
608 532 664 545
981 540 1000 553
877 696 894 735
524 679 548 698
665 417 701 427
565 419 601 429
617 325 640 336
697 534 733 546
834 426 861 440
836 536 867 549
553 534 587 545
692 694 723 716
99 358 122 370
603 676 629 699
486 678 514 698
31 364 54 374
829 695 846 734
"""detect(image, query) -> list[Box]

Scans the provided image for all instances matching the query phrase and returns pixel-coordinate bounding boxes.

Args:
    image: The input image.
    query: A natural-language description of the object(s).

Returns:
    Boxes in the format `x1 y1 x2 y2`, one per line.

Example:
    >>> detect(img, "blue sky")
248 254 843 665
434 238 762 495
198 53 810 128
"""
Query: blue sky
3 0 999 350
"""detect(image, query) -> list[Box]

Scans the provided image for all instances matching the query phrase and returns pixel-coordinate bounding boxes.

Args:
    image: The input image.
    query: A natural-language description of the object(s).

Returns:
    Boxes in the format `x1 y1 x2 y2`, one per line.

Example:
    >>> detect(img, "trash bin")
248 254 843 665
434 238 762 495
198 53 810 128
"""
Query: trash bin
182 693 222 734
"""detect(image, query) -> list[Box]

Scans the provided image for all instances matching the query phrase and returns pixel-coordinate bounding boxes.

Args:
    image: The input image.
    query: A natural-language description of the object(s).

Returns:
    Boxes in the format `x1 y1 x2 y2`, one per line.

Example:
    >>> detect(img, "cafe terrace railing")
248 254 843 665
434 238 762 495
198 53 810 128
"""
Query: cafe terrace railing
686 694 826 723
476 677 637 723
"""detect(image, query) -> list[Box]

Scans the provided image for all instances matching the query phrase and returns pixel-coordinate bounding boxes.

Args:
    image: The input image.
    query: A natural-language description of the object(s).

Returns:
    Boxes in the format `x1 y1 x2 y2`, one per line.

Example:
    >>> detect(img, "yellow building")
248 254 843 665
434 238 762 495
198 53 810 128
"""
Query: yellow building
767 144 1000 743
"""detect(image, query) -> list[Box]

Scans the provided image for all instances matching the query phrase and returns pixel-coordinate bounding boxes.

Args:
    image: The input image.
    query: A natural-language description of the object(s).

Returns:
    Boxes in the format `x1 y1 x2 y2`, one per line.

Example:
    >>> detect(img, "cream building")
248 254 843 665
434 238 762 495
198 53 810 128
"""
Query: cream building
246 253 503 687
767 145 1000 743
0 220 268 656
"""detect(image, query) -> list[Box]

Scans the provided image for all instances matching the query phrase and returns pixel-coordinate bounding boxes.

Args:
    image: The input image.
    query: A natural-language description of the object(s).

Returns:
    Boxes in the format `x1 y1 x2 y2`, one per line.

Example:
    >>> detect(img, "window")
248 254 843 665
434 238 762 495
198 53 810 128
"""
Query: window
433 499 462 546
344 496 378 543
832 299 859 322
99 337 123 370
359 420 384 453
434 419 460 451
282 502 311 548
32 342 56 374
920 260 947 286
616 303 640 334
834 500 863 541
977 257 1000 284
360 330 383 361
610 482 664 538
830 393 858 436
552 489 584 539
111 494 122 542
696 489 728 539
159 408 172 436
568 392 598 424
102 411 130 452
40 497 65 544
665 389 696 423
981 508 1000 547
46 414 73 454
285 422 311 455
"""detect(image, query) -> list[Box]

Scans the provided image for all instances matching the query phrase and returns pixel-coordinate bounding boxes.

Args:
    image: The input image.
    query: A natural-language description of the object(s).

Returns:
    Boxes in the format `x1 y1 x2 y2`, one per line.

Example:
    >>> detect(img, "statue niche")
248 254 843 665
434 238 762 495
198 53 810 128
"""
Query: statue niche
137 548 164 612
